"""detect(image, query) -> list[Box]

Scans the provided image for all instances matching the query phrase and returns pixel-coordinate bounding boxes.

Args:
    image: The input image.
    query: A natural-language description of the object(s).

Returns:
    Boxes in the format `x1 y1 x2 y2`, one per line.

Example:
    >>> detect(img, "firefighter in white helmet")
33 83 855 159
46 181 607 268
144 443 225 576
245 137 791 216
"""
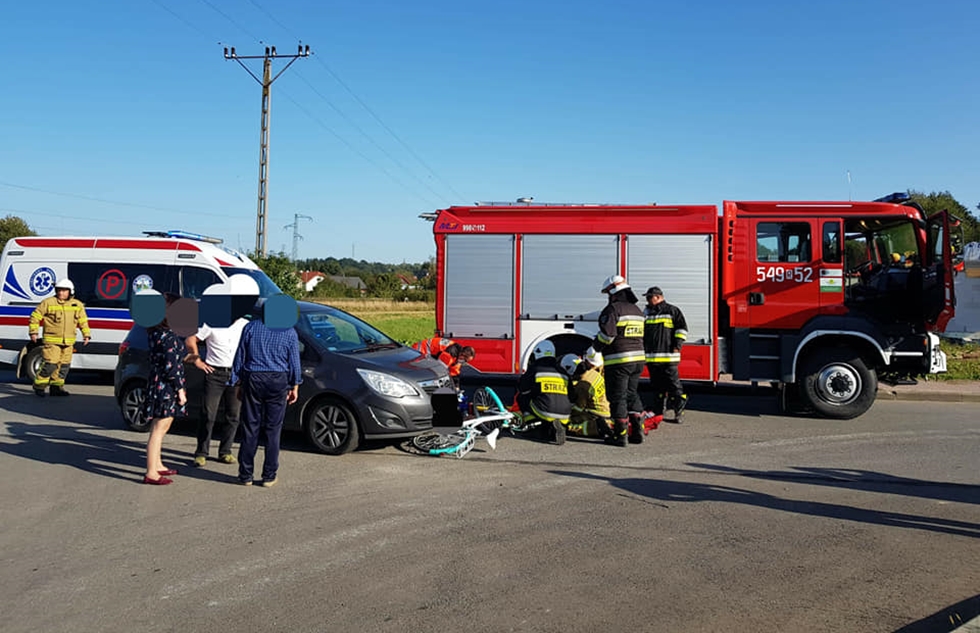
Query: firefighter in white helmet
515 340 571 445
28 278 91 397
591 274 646 446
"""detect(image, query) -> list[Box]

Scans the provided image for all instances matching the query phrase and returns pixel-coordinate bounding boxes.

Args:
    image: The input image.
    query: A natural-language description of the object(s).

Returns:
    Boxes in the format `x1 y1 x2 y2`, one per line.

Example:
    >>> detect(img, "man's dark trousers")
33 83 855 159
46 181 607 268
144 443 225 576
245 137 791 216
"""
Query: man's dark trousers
238 371 289 482
195 368 241 458
646 363 683 415
604 362 644 419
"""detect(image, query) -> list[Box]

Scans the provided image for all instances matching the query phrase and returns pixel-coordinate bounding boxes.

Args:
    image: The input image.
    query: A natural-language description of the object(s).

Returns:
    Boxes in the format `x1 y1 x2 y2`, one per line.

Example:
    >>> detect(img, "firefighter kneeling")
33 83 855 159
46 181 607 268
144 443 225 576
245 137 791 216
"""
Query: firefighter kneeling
560 349 613 439
516 340 570 445
560 349 660 442
28 278 91 397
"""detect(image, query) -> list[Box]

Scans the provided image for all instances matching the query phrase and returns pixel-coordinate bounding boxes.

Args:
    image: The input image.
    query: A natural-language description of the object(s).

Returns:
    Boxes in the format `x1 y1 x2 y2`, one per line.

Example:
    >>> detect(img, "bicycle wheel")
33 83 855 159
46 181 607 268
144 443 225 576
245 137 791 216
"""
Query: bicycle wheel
471 386 506 414
412 430 476 457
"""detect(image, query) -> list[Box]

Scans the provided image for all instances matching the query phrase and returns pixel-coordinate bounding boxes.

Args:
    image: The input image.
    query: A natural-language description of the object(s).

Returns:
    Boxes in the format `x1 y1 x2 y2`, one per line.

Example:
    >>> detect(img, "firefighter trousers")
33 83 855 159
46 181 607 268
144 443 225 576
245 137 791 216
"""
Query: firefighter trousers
604 362 645 420
35 343 73 388
646 362 683 416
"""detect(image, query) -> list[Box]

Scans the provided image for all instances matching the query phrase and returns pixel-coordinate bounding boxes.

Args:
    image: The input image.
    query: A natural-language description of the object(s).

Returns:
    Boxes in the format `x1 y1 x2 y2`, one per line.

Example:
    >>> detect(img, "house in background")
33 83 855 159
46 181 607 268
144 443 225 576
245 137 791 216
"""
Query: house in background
396 273 418 290
300 270 326 292
328 275 368 294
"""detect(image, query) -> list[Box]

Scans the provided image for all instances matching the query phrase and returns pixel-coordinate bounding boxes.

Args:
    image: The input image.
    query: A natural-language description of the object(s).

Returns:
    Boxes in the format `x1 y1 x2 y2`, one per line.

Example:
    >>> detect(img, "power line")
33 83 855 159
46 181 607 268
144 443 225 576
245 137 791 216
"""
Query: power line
277 90 439 207
293 71 453 206
0 206 146 227
283 212 312 261
243 0 466 203
223 44 311 257
0 180 242 220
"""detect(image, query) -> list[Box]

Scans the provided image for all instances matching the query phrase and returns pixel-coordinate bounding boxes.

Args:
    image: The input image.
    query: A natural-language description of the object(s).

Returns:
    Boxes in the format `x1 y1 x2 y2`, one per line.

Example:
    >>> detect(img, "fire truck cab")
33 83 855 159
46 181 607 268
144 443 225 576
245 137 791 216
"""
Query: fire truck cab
426 194 954 419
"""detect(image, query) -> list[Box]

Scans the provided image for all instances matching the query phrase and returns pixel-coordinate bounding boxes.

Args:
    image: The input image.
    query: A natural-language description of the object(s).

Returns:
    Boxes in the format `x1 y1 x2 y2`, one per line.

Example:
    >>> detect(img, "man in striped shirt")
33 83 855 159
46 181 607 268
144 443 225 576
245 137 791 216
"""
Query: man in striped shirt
230 299 302 487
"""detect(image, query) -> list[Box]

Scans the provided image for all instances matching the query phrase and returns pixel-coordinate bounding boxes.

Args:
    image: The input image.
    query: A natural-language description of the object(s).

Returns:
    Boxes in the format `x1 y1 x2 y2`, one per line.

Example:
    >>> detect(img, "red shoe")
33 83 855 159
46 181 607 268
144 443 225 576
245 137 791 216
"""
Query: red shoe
158 469 178 476
143 475 173 485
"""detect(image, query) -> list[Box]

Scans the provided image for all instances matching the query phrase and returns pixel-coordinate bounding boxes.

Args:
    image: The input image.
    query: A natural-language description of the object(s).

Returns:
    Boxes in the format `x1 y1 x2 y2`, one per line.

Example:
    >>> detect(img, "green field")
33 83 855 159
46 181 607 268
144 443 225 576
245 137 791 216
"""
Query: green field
317 299 436 345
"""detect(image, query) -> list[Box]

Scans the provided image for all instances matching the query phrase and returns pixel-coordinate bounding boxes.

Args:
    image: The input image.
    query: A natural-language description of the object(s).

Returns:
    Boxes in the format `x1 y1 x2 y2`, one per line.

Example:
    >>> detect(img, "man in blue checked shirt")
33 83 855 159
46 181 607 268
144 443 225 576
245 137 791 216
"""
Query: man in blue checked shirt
230 300 302 488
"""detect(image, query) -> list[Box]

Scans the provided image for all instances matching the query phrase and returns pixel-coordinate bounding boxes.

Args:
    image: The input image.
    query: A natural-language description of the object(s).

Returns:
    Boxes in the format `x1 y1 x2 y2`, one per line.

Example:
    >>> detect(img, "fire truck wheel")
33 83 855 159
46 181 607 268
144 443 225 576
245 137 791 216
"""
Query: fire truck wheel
22 346 45 383
304 397 360 455
800 347 877 420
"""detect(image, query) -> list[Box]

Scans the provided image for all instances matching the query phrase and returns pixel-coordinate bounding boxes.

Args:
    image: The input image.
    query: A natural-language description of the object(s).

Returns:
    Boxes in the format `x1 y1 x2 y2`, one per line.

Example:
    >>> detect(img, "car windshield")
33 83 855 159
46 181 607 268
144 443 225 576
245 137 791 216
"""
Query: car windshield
224 268 282 298
296 305 400 354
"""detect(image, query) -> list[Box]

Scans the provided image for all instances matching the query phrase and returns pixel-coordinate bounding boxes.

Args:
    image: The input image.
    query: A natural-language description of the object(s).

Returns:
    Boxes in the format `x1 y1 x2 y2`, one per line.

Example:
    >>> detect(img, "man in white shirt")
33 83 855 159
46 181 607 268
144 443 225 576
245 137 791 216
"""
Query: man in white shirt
186 318 248 467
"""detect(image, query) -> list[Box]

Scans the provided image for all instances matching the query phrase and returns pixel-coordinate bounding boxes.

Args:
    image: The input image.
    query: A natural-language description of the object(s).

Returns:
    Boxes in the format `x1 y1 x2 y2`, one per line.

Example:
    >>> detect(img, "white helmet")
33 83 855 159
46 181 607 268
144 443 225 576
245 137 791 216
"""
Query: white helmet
559 353 581 376
531 340 556 361
54 278 75 293
583 346 604 368
601 274 630 294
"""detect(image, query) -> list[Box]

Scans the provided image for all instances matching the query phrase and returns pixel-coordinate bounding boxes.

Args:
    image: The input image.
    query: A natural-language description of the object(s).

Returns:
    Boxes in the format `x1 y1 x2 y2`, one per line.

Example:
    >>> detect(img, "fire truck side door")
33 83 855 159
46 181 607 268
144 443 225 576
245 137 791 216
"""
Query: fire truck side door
924 210 955 331
748 219 821 329
818 220 845 310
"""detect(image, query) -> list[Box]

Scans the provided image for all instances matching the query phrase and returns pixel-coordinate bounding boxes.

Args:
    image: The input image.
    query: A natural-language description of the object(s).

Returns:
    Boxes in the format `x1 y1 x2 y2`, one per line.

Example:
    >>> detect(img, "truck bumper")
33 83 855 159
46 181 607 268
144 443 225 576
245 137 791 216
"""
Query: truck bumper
928 332 947 374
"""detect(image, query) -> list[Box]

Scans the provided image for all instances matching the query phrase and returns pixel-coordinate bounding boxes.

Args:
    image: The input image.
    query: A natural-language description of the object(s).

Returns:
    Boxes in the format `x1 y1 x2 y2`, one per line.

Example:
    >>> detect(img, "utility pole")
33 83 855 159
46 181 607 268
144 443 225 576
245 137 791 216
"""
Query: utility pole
284 213 313 261
224 43 311 257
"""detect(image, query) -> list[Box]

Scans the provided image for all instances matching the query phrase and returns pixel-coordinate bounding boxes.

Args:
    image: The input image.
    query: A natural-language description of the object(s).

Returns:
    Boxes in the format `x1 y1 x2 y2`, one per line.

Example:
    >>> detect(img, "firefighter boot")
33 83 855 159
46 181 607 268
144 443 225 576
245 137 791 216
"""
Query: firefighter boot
552 419 567 446
606 418 628 447
651 392 666 418
670 394 688 424
50 385 70 397
628 413 644 444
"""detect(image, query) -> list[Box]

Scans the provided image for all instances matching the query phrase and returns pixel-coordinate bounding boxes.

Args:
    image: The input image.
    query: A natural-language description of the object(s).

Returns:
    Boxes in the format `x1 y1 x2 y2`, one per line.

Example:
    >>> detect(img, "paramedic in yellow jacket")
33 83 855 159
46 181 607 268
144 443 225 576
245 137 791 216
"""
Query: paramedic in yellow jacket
28 278 90 397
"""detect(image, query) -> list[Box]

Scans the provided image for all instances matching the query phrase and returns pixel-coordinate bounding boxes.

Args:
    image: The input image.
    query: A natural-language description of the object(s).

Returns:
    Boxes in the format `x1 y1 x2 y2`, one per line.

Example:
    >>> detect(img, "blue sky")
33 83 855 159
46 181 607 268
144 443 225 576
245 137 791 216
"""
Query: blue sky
2 0 977 263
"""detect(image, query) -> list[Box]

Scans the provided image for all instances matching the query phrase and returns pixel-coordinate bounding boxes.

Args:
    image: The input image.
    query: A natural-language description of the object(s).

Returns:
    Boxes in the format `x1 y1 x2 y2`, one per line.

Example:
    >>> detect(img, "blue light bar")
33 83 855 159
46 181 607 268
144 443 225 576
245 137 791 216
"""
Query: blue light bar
873 192 912 204
143 230 223 244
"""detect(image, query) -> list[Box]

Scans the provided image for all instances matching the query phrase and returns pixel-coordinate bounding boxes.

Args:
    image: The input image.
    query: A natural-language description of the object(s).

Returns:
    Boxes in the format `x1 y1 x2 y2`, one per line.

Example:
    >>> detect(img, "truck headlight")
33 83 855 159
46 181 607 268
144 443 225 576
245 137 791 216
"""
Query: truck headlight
356 369 419 398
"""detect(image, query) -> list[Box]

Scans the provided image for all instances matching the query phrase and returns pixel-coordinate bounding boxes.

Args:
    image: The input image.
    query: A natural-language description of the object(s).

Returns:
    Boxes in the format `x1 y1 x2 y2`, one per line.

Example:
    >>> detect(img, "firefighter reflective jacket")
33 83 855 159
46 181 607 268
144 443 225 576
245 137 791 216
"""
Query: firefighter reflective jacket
591 290 645 366
643 301 688 363
517 357 572 422
29 297 91 345
571 365 610 418
414 336 464 376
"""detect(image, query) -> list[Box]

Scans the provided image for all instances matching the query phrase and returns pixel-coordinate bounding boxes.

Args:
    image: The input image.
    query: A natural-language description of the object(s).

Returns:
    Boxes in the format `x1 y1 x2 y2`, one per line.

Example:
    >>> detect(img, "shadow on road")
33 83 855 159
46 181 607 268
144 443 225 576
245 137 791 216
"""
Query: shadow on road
893 593 980 632
688 463 980 506
0 420 192 483
549 470 980 539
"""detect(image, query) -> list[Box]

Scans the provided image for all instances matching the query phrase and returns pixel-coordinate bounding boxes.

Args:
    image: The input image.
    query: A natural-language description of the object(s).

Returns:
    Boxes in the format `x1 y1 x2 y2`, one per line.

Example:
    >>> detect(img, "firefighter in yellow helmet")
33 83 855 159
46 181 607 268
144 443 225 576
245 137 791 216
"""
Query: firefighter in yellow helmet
28 278 91 397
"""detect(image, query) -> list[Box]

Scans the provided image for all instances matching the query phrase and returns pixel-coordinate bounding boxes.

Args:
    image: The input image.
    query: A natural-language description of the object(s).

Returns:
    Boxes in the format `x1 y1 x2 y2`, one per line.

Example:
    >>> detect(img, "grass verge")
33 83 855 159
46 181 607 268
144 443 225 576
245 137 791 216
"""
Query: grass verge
932 339 980 381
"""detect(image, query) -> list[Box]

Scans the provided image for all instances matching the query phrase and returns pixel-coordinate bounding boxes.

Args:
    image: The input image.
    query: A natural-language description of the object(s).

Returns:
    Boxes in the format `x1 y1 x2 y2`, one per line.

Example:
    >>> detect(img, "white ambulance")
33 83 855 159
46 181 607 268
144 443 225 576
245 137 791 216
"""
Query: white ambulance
0 230 281 380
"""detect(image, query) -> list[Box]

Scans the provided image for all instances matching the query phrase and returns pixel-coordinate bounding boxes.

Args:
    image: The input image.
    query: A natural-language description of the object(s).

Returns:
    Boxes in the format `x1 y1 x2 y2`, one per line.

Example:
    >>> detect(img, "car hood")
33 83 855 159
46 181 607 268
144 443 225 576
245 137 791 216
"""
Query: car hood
330 346 450 383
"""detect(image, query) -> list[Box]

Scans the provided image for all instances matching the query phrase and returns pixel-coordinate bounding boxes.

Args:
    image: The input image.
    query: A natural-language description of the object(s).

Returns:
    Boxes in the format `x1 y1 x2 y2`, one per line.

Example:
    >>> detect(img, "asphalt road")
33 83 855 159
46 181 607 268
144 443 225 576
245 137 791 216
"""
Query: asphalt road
1 370 978 633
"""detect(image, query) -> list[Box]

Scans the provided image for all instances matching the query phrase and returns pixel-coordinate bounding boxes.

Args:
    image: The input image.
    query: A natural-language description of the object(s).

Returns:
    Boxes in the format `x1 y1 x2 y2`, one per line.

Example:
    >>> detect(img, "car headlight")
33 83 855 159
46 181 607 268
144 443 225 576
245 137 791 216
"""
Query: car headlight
356 369 419 398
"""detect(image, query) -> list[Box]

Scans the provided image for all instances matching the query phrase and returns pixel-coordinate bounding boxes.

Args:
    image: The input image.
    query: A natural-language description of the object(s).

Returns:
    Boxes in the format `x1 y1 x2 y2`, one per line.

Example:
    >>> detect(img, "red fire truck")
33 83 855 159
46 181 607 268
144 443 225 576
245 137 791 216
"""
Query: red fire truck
423 193 955 419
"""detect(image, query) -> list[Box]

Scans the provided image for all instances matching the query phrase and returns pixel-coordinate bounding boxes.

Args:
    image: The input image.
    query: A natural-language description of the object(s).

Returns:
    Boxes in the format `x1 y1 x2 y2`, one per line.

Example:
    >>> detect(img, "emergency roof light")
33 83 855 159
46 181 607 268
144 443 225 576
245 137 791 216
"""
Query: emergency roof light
873 192 912 204
143 230 224 244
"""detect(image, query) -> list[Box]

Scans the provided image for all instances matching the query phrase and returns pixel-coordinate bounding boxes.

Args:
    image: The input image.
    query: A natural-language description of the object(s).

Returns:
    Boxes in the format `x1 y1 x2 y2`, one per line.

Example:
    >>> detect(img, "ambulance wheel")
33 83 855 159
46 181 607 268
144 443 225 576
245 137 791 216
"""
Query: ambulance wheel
799 347 876 420
22 347 45 383
120 381 152 432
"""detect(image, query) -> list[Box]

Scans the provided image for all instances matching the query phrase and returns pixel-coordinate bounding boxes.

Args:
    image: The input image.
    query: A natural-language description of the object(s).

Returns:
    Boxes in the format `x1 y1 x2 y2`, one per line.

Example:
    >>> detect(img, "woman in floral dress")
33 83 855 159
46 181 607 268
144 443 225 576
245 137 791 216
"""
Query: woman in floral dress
142 294 188 485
